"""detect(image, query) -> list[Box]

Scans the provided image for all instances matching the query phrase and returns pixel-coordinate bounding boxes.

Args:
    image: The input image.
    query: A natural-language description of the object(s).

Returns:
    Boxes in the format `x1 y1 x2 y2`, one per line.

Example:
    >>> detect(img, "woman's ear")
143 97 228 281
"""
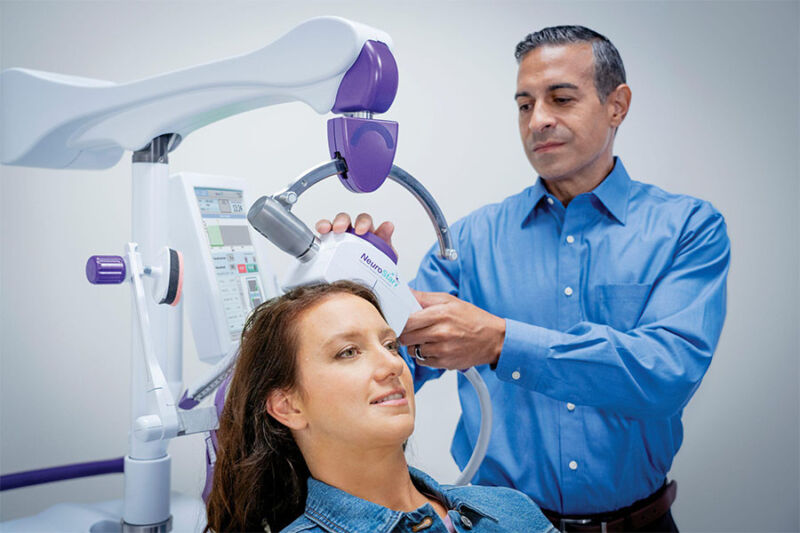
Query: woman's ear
266 389 307 430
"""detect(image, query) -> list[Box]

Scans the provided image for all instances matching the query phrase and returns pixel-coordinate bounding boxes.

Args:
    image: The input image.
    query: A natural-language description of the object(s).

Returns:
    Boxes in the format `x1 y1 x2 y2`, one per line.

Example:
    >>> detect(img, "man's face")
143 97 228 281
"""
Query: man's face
516 43 619 182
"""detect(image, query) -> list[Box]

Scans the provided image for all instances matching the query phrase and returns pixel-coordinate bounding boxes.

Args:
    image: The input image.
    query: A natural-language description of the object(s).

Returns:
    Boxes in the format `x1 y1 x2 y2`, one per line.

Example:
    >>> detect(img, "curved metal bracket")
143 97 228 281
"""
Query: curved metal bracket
268 158 457 261
387 165 457 261
273 158 347 208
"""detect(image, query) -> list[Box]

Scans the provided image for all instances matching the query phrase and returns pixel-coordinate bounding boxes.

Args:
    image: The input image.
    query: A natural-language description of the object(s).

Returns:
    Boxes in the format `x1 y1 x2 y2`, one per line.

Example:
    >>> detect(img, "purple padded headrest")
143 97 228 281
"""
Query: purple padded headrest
202 373 233 503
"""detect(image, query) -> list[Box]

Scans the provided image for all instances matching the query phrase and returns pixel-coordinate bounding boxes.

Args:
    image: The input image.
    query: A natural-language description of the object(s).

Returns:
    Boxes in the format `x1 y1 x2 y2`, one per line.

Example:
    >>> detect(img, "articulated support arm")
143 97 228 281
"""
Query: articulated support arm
0 17 396 170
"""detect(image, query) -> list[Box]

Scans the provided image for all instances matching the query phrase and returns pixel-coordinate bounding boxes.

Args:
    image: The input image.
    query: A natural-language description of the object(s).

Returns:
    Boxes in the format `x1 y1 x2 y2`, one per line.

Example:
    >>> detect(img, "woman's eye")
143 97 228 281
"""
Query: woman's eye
384 340 400 353
336 347 358 359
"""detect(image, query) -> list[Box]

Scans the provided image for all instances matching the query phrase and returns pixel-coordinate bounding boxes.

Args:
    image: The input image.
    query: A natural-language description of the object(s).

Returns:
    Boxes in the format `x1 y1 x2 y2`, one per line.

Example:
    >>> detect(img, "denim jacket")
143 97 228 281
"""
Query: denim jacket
281 467 557 533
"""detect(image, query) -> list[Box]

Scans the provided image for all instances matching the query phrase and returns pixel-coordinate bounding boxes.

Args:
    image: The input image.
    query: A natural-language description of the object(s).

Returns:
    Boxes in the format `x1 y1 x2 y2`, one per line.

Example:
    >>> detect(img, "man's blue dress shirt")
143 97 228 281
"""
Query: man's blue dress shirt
406 158 730 514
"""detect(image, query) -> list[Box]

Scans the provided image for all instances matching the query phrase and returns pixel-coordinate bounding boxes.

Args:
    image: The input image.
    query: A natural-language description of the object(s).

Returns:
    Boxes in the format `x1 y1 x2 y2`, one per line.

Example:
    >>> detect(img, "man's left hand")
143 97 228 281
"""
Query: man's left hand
399 290 506 370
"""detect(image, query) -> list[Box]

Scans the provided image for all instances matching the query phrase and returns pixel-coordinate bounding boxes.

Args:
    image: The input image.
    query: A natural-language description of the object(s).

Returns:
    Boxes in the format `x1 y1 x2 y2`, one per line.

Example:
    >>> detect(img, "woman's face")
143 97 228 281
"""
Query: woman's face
289 293 415 449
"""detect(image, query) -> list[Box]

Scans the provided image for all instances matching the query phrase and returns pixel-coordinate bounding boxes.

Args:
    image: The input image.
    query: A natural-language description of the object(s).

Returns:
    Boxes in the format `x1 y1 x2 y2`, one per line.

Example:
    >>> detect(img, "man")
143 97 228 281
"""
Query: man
318 26 729 532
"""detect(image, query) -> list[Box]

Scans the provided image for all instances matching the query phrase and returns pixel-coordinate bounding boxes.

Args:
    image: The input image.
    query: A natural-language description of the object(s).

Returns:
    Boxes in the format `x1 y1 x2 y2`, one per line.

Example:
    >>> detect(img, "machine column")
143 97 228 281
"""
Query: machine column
123 134 182 531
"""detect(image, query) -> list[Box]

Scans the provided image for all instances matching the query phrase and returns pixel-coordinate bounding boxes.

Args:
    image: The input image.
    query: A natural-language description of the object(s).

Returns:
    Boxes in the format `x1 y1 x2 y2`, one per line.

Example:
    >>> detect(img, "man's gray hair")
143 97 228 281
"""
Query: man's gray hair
515 25 626 102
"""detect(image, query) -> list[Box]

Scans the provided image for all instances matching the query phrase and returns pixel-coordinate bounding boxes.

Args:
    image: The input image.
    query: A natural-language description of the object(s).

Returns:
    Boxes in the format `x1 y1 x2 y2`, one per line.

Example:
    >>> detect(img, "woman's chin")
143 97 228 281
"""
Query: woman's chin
365 416 415 446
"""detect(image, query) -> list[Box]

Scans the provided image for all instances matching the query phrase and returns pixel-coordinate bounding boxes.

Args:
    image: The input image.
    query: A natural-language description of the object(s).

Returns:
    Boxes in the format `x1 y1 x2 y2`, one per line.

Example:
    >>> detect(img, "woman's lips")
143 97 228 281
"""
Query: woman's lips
374 397 409 407
370 390 408 406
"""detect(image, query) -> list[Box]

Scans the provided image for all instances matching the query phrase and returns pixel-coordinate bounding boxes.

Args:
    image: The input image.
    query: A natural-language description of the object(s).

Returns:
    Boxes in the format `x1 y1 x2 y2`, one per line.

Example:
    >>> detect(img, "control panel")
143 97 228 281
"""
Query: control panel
170 173 279 363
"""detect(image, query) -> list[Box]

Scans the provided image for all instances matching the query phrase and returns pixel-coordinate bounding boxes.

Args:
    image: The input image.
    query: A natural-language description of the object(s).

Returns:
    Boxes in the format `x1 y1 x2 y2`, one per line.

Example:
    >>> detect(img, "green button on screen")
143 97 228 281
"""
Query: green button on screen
207 225 223 247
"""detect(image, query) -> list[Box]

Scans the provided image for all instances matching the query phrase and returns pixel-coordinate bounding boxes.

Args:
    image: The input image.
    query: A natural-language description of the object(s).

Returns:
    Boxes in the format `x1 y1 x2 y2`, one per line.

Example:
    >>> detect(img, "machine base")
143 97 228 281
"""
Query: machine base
0 493 206 533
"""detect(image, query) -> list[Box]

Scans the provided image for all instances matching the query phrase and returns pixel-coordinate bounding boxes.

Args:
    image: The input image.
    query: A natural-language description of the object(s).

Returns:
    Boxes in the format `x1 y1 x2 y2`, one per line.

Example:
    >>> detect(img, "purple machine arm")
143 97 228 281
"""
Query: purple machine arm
0 457 124 491
328 40 399 193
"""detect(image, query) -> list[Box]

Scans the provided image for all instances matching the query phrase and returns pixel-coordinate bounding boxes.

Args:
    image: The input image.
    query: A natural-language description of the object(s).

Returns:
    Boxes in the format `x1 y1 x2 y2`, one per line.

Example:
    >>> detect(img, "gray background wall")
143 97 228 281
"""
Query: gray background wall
1 1 798 531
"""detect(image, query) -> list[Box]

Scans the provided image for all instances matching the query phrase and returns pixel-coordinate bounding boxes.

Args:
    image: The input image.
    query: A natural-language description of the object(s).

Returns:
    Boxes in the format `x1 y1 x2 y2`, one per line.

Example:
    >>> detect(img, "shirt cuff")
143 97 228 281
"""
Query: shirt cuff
494 318 555 390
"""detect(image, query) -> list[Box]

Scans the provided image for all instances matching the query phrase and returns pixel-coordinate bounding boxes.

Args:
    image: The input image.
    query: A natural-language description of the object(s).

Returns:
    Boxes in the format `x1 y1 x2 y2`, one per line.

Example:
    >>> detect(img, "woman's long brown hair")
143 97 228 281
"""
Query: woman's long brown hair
204 281 383 532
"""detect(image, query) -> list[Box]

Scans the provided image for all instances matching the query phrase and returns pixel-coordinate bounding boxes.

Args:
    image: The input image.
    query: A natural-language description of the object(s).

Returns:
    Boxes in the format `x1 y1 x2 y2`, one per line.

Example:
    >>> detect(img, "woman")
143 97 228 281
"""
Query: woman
206 281 556 533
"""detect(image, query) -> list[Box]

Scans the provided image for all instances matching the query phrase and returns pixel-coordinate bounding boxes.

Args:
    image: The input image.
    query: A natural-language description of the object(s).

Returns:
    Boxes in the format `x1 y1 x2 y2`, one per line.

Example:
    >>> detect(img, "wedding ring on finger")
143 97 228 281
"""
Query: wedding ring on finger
414 344 427 362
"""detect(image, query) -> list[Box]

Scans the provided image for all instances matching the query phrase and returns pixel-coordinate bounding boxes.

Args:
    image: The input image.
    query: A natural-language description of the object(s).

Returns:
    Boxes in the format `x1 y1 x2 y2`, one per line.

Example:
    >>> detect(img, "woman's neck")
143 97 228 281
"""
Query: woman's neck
304 444 445 518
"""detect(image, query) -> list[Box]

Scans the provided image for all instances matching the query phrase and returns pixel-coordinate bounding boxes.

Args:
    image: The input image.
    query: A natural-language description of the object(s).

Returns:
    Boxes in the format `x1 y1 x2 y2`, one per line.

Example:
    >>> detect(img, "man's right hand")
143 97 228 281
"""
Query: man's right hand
315 212 396 255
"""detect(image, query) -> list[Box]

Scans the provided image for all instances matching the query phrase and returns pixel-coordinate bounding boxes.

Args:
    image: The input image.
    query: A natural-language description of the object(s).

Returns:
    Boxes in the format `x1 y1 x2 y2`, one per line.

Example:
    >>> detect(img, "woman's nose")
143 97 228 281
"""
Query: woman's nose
374 345 404 379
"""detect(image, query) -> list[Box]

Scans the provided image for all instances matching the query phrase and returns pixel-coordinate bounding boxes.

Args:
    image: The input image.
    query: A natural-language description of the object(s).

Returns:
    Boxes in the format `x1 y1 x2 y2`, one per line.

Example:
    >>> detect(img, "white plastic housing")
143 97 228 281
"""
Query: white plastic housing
169 172 280 363
0 16 392 169
283 232 421 335
122 455 171 526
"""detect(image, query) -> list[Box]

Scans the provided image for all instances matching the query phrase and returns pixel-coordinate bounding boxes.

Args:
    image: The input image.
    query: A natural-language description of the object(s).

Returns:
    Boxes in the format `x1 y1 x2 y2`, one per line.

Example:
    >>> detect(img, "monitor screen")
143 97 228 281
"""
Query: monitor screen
194 187 265 340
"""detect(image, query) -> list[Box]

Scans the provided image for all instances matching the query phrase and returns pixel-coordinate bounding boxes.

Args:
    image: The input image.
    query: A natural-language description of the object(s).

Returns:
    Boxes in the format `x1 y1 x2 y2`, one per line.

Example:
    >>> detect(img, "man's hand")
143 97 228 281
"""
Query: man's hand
315 212 396 254
400 290 506 370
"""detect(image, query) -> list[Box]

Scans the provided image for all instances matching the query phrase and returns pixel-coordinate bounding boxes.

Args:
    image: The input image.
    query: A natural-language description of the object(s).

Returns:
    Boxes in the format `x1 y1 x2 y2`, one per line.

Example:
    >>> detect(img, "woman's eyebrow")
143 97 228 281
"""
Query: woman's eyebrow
318 329 361 348
318 326 396 348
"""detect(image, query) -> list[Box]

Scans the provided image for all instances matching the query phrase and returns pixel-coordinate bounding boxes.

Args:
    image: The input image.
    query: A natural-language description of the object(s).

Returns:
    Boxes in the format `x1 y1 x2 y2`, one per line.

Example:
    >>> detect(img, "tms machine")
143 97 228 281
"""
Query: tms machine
0 17 491 532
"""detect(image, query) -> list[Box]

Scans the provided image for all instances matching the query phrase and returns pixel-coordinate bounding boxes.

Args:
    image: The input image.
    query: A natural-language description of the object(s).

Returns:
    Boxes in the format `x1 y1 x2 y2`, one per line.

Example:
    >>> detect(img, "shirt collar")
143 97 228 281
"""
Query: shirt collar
521 157 632 227
590 157 631 225
303 467 497 533
519 179 549 228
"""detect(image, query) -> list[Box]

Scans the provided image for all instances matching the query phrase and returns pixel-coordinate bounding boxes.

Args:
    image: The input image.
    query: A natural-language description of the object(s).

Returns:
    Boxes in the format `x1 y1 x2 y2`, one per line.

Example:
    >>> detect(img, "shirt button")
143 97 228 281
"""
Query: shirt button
567 402 576 411
569 460 578 470
566 235 575 244
460 515 473 529
547 197 554 205
564 286 573 296
511 370 521 380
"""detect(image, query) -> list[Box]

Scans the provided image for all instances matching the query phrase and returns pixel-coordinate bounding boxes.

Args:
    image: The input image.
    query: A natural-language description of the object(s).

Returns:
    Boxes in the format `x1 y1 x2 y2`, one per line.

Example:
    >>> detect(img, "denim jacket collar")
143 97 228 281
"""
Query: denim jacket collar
302 467 497 533
409 467 498 521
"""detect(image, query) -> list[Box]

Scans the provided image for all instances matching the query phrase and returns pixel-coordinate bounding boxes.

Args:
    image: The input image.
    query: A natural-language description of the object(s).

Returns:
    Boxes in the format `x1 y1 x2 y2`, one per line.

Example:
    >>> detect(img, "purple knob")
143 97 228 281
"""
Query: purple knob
86 255 126 284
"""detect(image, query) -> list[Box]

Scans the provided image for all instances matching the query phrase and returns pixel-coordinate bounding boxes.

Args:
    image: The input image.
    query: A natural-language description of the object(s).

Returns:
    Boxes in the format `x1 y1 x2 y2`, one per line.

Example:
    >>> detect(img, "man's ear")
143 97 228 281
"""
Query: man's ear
607 83 631 127
266 389 307 430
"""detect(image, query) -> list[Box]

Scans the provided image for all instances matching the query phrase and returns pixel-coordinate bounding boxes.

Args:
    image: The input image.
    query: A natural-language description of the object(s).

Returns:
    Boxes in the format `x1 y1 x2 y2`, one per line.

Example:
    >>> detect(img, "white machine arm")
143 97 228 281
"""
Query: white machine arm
126 243 181 442
0 16 391 170
126 242 221 441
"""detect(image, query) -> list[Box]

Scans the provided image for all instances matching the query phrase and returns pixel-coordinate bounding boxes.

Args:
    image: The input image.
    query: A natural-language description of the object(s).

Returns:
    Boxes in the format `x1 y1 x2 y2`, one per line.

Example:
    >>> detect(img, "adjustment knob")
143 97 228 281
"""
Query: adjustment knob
86 255 126 284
